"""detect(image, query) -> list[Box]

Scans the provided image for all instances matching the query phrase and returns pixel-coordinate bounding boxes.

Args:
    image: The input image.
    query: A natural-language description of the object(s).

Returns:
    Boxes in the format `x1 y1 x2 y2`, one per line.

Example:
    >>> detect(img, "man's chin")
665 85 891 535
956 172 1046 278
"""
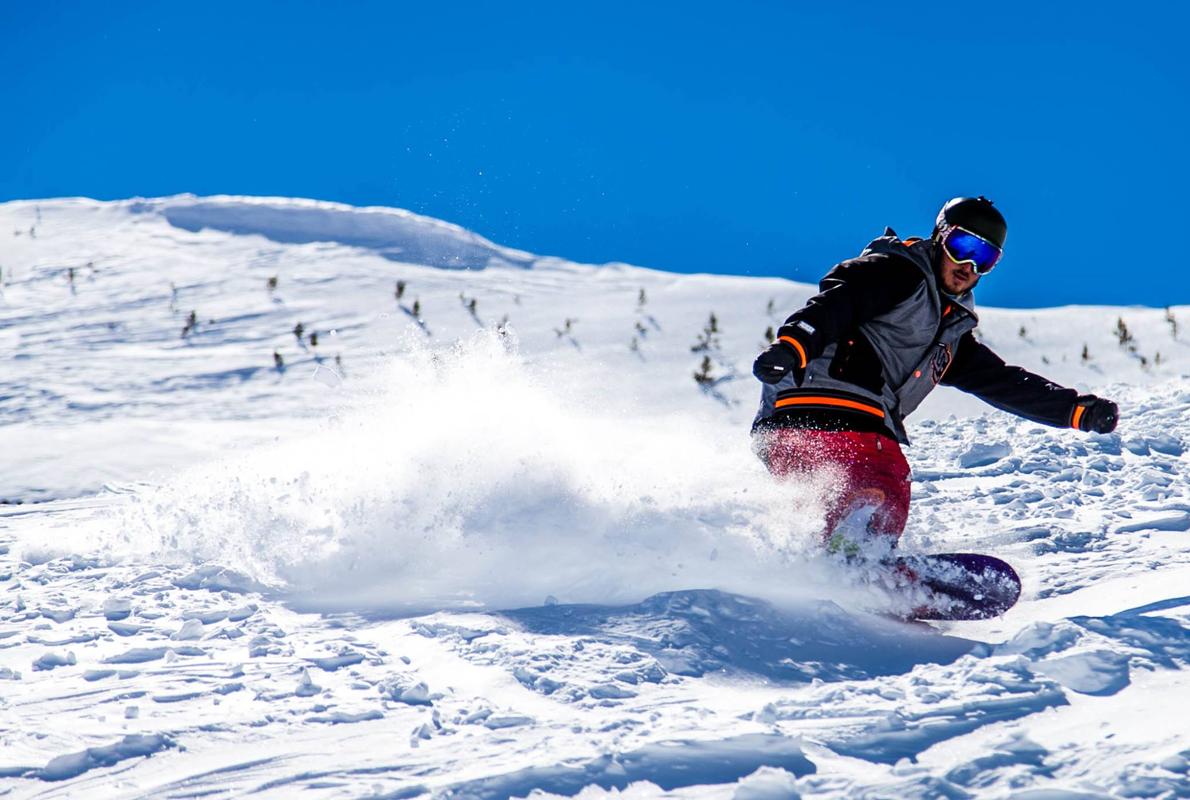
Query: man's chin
948 276 977 294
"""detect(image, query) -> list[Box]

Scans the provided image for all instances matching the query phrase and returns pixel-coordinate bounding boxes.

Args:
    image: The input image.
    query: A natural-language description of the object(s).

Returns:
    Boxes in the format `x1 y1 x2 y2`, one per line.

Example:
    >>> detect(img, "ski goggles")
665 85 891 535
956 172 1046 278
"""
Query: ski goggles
941 226 1002 275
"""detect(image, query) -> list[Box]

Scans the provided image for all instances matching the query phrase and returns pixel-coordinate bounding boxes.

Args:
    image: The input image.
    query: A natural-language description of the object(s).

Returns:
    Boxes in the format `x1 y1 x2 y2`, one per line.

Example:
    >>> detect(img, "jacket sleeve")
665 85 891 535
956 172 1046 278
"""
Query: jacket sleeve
940 332 1080 428
781 253 923 360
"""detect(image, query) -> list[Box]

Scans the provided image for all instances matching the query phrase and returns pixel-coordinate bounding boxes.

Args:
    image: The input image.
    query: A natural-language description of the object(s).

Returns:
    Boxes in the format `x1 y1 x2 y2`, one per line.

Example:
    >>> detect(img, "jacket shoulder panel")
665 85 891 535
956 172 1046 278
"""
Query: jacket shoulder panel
818 251 926 296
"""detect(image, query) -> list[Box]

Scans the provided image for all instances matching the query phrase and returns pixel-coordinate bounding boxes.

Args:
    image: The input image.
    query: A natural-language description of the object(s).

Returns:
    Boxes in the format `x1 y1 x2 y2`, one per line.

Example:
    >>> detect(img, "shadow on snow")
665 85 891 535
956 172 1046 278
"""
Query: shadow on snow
501 588 980 684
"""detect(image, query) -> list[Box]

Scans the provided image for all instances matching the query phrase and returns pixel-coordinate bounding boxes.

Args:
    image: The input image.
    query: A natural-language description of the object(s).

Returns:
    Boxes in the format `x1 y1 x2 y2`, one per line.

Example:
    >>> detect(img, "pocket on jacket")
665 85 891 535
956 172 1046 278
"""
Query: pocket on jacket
828 333 885 395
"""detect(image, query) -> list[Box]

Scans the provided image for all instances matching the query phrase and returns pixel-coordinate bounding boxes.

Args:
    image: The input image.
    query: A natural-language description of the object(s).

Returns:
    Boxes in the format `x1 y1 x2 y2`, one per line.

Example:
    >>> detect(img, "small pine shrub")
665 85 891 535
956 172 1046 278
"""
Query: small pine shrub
181 310 198 338
1115 317 1134 347
691 312 721 353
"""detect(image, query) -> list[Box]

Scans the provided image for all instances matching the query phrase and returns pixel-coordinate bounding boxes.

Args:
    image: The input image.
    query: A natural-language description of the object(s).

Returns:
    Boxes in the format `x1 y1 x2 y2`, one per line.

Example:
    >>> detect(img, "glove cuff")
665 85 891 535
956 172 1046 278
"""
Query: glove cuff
775 324 811 369
1071 395 1096 431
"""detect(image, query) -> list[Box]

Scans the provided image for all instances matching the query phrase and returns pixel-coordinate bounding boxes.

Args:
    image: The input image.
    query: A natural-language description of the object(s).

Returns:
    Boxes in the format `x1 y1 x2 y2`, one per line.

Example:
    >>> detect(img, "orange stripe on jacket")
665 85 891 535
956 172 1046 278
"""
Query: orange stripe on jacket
774 395 886 418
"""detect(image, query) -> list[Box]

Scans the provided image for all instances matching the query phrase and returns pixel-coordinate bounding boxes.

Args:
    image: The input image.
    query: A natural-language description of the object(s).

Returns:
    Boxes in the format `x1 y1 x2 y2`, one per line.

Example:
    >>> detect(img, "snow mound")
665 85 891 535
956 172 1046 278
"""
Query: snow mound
142 194 536 269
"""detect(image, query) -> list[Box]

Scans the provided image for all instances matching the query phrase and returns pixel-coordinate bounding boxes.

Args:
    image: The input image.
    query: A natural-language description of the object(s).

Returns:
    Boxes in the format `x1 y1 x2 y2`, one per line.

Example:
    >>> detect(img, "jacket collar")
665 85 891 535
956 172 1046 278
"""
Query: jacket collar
864 227 978 320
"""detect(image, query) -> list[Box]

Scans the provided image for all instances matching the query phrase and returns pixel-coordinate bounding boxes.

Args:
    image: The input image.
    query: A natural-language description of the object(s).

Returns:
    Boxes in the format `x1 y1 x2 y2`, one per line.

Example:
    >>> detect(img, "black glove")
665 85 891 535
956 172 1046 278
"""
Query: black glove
753 329 809 385
1075 395 1119 433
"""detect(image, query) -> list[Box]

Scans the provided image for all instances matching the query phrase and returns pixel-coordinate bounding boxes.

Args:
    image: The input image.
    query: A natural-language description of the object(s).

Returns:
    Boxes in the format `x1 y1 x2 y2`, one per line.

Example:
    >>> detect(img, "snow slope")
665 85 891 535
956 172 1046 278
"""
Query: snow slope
1 196 1189 799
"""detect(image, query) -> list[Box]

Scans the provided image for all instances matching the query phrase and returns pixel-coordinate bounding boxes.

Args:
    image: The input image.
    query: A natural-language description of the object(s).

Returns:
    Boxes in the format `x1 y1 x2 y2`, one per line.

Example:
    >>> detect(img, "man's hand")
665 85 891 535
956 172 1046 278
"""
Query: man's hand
1075 395 1119 433
753 330 809 385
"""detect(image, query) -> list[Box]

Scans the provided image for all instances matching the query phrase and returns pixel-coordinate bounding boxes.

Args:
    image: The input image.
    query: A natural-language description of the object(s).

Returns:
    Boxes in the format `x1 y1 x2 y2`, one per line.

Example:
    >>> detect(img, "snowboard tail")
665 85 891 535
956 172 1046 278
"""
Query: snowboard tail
890 552 1021 621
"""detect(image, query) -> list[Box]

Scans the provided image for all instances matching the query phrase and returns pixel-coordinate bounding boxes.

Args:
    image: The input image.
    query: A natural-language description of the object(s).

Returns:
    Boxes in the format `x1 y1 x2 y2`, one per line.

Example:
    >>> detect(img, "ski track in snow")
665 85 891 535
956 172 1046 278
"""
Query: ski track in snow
2 196 1190 798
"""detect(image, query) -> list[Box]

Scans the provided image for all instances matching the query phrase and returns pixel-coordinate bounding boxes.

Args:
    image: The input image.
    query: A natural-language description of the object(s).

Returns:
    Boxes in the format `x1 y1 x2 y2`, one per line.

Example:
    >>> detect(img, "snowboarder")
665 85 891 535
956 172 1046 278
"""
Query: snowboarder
752 197 1119 554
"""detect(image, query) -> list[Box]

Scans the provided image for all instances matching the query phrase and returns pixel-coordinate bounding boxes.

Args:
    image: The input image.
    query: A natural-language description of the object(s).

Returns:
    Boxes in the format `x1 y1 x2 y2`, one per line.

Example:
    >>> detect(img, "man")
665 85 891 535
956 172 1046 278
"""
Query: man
752 196 1118 553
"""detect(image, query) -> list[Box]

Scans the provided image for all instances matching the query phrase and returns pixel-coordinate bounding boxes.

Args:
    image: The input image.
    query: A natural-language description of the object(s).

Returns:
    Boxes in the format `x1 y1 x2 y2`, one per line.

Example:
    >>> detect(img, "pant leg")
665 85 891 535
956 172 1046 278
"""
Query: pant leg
837 431 911 542
755 427 911 546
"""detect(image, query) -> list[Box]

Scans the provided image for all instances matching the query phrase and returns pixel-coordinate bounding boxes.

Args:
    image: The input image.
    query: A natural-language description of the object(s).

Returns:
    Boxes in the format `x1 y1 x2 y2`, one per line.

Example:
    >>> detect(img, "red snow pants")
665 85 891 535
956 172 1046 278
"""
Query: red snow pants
755 428 911 546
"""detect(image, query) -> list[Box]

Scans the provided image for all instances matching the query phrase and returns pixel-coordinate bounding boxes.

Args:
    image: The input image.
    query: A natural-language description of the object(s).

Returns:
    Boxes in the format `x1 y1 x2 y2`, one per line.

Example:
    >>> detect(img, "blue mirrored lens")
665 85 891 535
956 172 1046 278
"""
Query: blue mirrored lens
944 229 1001 274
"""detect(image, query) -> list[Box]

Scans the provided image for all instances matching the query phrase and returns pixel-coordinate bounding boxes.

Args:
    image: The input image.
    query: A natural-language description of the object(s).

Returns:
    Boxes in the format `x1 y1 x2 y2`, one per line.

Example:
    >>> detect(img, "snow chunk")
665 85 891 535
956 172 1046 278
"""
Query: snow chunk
37 607 77 624
104 646 205 664
104 647 171 664
410 722 433 744
307 650 366 671
958 442 1012 468
108 621 144 637
589 683 638 700
1146 433 1185 456
102 597 132 621
227 603 258 622
735 766 803 800
998 621 1084 659
173 565 266 594
1122 437 1152 456
378 675 432 705
32 651 76 671
483 713 534 729
295 668 322 697
37 734 176 781
180 609 228 624
307 709 384 725
1114 513 1190 534
171 619 205 641
152 691 204 704
1034 650 1131 696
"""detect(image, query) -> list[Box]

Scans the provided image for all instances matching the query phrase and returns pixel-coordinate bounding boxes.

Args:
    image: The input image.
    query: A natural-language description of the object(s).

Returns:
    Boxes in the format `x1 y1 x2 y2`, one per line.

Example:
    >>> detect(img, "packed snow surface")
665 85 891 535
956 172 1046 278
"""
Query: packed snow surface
1 196 1189 798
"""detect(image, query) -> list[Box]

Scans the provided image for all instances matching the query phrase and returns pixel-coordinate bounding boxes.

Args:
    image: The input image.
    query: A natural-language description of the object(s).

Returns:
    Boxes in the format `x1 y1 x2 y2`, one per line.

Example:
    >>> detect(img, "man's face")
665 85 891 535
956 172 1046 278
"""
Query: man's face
937 247 980 295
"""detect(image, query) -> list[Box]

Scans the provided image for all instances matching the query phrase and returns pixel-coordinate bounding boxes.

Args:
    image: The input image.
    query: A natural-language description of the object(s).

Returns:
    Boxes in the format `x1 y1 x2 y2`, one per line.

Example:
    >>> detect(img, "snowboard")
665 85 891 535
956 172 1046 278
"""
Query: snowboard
884 552 1021 621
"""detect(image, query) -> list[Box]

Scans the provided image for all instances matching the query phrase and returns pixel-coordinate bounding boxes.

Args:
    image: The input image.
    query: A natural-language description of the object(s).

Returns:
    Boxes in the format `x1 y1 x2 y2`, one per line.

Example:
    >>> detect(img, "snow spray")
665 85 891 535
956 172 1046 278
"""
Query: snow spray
106 332 845 613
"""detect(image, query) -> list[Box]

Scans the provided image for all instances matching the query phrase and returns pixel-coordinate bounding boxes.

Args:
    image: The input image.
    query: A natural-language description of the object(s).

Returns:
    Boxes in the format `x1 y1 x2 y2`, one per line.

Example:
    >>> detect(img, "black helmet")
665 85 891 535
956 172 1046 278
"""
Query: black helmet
934 196 1007 249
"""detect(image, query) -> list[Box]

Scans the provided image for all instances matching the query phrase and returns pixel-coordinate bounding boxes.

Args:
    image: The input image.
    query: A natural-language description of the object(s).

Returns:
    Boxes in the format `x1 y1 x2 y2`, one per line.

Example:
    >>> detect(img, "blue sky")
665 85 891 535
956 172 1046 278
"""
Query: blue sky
4 1 1187 307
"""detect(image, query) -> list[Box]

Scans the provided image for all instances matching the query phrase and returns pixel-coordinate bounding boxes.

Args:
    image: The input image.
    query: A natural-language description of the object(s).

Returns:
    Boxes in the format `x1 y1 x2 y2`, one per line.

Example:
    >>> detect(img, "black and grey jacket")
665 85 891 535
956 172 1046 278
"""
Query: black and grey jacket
753 228 1084 444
